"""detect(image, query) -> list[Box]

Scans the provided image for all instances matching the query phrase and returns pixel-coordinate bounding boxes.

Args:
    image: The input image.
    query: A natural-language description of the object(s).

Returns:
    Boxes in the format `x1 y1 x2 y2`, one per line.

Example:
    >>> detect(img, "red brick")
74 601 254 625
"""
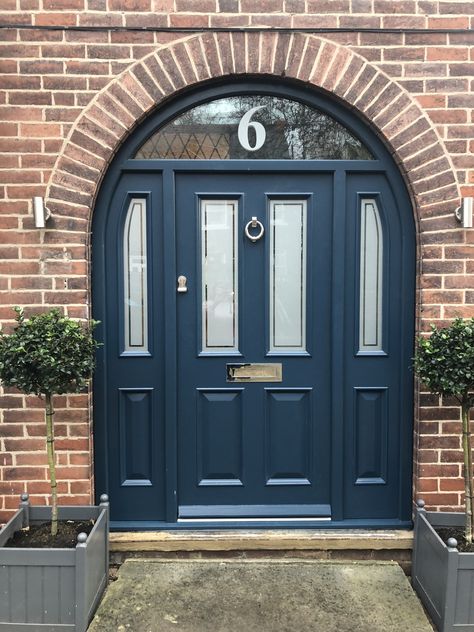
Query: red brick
16 453 48 466
417 479 438 492
427 47 468 62
429 109 467 124
35 12 78 26
419 435 460 449
87 45 131 60
445 306 474 318
241 0 282 10
440 450 465 463
41 44 85 58
9 92 52 106
418 450 439 463
419 464 459 477
26 481 68 494
439 479 465 492
69 479 92 492
4 467 47 480
169 13 210 27
19 123 62 137
0 424 26 437
55 438 89 450
428 16 470 28
416 94 446 109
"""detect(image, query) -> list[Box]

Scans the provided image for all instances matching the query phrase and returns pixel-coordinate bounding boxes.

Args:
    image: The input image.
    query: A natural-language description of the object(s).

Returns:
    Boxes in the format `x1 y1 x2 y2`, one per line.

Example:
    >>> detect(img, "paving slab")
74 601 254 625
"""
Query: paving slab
89 559 433 632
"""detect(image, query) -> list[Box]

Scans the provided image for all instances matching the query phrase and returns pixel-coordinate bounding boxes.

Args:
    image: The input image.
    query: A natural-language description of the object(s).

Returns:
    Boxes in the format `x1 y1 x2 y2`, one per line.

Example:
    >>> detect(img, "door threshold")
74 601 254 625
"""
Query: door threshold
109 528 413 553
178 517 331 523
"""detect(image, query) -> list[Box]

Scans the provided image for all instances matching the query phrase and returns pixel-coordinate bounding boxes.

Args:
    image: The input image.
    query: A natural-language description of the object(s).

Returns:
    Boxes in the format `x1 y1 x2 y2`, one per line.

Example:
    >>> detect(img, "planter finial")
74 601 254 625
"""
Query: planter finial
19 494 30 527
416 499 425 509
99 494 109 504
447 537 458 549
77 532 88 544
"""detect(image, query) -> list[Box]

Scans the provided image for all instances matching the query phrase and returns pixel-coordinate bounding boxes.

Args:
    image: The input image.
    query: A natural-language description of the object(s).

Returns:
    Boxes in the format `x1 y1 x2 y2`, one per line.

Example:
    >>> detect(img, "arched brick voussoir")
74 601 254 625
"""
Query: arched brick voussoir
47 31 459 228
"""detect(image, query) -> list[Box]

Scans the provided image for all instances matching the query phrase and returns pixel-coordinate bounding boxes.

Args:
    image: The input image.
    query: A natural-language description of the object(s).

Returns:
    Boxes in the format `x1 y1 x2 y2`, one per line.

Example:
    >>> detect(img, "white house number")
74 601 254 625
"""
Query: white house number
237 106 266 152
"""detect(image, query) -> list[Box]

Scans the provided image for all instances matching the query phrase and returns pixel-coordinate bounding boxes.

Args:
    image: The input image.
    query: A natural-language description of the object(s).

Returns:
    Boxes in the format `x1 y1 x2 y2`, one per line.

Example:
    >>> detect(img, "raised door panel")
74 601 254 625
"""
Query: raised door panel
119 388 154 486
196 389 243 486
265 389 312 486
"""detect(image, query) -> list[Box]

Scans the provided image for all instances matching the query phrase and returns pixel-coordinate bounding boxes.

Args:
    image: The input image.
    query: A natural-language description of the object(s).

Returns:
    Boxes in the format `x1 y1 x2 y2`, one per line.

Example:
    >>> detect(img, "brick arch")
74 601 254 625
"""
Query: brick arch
46 31 459 225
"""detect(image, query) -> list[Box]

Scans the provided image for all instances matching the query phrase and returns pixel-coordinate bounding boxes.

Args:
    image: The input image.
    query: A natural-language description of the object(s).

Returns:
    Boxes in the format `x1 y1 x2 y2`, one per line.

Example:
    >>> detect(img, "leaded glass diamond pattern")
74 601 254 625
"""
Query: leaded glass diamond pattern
137 125 231 159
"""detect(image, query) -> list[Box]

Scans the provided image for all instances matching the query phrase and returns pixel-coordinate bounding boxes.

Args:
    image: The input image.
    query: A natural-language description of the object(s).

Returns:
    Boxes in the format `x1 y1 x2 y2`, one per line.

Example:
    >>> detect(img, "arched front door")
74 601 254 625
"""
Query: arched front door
93 82 415 528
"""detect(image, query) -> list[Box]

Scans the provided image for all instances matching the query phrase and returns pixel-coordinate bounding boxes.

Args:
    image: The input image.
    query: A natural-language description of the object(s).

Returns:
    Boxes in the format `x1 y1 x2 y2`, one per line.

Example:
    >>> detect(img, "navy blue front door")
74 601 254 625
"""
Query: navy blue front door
176 172 333 519
93 84 415 528
94 164 415 527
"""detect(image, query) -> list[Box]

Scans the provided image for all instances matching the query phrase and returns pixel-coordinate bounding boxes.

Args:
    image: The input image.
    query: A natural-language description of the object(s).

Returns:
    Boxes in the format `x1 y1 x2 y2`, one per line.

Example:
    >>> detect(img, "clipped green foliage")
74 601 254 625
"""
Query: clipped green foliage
0 308 99 537
0 307 99 397
415 317 474 543
414 317 474 403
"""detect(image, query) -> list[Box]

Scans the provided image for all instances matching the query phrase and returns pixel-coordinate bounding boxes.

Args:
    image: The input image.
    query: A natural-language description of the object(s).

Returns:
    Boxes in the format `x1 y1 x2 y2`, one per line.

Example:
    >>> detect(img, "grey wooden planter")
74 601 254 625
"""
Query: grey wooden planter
412 500 474 632
0 494 109 632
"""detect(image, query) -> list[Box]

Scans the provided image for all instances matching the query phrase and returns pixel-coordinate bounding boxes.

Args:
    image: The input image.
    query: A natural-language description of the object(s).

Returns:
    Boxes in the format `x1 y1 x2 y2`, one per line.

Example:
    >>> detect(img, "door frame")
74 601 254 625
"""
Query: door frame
92 79 416 529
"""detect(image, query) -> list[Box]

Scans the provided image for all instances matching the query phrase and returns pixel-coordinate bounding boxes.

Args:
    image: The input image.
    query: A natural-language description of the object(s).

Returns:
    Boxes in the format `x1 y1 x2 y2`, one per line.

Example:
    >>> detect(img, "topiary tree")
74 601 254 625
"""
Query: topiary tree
414 317 474 544
0 308 99 537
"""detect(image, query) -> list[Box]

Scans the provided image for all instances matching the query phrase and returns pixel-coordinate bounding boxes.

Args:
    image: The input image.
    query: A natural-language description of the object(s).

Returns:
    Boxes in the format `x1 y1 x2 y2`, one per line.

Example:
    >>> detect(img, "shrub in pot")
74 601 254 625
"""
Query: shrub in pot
412 317 474 632
0 308 109 632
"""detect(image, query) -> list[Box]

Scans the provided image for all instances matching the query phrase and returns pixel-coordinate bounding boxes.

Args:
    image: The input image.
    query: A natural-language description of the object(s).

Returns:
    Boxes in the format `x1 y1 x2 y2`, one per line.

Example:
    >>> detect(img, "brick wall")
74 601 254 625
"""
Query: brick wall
0 0 473 523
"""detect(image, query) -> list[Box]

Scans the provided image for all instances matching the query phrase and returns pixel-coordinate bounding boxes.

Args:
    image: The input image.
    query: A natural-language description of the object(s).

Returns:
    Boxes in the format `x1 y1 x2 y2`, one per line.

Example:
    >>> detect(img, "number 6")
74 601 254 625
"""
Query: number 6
237 106 266 152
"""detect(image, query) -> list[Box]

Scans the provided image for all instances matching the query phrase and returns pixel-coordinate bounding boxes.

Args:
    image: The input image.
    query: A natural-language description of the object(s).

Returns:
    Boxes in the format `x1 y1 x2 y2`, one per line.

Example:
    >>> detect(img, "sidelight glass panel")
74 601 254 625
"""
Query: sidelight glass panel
123 198 148 352
201 200 238 353
359 199 383 352
269 200 307 353
134 95 373 160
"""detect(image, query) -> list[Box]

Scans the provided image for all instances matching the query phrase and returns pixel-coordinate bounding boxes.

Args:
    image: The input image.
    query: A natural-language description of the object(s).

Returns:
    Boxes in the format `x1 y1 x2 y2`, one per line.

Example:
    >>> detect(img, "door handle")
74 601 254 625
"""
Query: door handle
177 275 188 293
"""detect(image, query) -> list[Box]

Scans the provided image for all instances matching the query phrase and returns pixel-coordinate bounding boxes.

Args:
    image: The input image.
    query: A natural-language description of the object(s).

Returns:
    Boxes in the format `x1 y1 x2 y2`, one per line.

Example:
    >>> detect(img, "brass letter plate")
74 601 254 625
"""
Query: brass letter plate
226 363 282 382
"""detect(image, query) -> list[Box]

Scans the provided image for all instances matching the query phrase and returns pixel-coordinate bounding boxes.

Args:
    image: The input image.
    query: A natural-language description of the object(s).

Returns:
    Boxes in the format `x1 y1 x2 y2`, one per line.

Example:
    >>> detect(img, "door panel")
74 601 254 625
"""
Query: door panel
101 173 167 521
196 389 244 486
265 388 313 485
343 173 414 519
176 172 332 518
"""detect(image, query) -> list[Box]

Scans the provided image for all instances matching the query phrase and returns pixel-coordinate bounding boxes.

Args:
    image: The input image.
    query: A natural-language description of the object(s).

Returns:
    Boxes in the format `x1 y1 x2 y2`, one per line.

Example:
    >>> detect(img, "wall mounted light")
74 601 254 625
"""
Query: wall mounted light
455 197 473 229
32 197 51 229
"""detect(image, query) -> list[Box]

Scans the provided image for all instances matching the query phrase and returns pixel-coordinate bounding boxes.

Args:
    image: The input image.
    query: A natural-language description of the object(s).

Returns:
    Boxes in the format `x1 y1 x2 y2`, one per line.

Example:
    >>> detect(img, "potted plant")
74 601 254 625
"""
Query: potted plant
0 307 109 632
412 317 474 632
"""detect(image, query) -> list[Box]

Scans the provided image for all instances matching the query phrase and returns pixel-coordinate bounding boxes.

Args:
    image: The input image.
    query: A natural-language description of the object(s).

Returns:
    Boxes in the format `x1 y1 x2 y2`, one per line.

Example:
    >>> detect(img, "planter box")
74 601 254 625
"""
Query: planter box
412 501 474 632
0 494 109 632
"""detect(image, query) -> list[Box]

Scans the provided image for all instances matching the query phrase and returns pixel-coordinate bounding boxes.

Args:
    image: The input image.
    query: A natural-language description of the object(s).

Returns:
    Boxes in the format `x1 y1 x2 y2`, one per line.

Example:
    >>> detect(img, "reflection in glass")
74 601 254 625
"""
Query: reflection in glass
123 198 148 352
269 200 307 353
359 199 383 352
201 200 238 352
135 95 373 160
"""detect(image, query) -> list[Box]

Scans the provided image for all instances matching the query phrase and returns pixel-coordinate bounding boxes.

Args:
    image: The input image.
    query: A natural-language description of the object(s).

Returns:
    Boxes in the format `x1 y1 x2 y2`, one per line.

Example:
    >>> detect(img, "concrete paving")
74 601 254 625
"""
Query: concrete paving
89 559 433 632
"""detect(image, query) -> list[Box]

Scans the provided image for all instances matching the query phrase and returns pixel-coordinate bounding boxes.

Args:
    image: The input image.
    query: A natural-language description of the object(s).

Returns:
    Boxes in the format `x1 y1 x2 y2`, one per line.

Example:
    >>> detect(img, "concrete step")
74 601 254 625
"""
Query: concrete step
91 559 433 632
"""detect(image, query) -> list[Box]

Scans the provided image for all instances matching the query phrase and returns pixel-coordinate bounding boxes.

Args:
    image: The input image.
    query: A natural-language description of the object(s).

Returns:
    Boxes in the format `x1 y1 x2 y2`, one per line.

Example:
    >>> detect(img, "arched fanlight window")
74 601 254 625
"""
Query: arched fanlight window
134 95 373 160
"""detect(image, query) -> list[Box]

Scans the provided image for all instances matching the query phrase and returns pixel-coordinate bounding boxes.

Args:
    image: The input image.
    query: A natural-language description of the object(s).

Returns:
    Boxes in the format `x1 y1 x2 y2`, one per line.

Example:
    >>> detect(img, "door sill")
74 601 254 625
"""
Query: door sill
110 518 413 531
109 527 413 552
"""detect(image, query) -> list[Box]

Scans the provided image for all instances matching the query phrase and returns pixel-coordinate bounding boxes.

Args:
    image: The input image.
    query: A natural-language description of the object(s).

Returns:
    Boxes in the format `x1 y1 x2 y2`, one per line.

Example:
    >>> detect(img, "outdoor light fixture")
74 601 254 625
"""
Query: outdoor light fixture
32 196 51 228
455 197 473 228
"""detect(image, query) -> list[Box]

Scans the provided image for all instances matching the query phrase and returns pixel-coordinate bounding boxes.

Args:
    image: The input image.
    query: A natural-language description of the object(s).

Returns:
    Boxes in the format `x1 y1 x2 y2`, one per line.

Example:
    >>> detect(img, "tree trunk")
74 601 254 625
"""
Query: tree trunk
45 392 58 537
462 400 474 544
